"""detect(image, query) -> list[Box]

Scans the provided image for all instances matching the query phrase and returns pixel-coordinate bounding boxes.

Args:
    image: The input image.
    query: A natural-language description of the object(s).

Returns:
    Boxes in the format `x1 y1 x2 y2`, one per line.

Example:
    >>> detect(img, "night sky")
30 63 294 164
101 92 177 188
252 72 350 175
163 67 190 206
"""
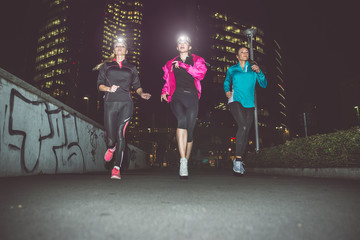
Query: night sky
1 0 359 134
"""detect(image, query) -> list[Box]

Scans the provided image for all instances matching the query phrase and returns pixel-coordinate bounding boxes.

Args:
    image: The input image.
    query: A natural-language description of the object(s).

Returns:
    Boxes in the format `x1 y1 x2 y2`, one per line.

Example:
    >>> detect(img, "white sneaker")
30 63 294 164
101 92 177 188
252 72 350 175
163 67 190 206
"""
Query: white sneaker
179 158 188 177
233 159 245 174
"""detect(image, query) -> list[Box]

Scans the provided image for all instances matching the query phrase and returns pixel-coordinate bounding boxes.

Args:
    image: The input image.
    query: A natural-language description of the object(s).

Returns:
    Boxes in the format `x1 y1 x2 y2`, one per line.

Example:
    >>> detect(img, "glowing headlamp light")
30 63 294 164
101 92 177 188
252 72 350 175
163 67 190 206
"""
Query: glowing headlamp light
114 37 127 47
117 37 125 43
177 35 191 44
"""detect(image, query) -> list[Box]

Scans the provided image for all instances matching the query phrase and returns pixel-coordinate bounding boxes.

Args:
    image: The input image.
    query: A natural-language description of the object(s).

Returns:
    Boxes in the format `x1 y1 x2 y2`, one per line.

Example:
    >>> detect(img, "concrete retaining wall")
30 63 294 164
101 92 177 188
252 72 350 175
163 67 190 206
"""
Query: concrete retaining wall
0 68 148 177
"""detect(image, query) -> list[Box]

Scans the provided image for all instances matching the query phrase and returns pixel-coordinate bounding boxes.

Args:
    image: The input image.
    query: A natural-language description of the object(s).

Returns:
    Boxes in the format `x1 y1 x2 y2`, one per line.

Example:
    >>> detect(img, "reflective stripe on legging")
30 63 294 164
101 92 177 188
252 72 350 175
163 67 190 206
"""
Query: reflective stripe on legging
104 101 133 167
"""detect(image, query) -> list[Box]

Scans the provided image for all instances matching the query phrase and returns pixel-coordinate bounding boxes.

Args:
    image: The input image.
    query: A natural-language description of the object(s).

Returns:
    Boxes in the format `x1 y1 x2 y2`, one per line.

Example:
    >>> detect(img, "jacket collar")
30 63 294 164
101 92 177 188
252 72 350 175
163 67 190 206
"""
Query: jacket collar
237 61 250 72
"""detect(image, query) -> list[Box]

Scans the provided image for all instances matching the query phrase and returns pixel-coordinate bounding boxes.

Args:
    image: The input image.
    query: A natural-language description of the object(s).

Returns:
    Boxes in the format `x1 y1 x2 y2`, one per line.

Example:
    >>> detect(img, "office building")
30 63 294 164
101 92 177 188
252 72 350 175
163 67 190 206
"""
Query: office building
33 0 144 123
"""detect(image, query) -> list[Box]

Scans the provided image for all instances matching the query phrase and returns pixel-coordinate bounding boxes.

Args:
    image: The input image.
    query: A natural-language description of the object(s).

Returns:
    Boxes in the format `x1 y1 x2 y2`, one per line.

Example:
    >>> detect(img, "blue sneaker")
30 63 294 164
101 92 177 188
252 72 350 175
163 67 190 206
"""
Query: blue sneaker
233 160 245 174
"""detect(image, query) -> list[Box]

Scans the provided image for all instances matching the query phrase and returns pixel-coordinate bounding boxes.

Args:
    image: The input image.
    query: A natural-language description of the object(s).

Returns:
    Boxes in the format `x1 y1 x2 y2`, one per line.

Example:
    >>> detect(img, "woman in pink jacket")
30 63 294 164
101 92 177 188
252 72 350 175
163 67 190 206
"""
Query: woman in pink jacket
161 35 207 179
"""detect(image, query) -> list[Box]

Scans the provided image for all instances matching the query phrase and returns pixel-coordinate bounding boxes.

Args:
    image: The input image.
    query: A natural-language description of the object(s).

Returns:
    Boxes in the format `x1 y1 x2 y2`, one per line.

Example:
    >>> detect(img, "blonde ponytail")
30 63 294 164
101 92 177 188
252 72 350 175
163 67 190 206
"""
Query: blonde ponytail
92 53 116 71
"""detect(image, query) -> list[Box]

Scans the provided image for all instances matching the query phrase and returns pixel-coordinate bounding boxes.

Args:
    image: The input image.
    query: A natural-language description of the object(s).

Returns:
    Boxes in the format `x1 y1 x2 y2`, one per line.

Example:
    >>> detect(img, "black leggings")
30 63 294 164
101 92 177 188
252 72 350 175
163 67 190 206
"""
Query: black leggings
170 89 199 142
229 102 254 157
104 101 133 168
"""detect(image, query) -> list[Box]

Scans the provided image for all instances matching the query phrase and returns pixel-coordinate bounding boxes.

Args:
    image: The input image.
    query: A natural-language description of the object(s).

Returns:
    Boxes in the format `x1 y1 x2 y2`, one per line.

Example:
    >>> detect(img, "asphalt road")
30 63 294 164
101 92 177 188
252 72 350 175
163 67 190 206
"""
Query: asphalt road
1 168 359 240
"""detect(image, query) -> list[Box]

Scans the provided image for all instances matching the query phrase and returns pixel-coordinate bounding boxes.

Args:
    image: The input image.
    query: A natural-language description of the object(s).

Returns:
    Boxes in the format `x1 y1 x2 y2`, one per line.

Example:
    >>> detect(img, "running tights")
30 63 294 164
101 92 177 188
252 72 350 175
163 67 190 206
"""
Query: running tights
170 89 199 142
104 101 133 168
229 101 254 157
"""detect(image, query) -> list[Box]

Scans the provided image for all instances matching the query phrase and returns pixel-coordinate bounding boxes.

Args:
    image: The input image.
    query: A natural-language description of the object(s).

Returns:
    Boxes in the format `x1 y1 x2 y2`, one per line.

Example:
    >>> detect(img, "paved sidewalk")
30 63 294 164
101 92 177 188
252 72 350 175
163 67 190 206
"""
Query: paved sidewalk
1 168 359 240
248 167 360 179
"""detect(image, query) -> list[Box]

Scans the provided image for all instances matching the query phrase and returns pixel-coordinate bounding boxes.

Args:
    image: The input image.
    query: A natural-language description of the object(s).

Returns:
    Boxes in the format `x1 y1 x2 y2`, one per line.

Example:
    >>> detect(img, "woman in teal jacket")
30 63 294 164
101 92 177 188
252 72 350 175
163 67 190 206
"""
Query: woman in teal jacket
224 46 267 175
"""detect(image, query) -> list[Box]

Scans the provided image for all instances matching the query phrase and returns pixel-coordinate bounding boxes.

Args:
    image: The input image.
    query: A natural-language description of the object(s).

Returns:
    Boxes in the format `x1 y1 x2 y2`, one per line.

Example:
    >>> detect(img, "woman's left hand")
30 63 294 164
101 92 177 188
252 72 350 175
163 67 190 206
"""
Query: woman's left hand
172 61 180 69
251 64 260 73
140 92 151 100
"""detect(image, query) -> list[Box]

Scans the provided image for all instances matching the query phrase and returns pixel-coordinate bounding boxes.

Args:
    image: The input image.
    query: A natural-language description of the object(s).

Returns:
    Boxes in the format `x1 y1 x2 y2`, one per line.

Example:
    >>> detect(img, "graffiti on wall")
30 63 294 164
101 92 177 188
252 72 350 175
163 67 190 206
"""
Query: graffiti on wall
88 125 99 163
2 88 99 174
0 73 147 176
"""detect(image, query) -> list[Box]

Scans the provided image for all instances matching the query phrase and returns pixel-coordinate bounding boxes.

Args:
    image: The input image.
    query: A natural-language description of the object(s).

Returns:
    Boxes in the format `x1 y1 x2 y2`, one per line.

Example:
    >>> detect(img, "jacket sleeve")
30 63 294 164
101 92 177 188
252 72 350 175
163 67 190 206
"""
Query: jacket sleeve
161 64 170 95
131 65 141 90
256 70 267 88
178 56 207 81
97 64 107 90
224 68 232 93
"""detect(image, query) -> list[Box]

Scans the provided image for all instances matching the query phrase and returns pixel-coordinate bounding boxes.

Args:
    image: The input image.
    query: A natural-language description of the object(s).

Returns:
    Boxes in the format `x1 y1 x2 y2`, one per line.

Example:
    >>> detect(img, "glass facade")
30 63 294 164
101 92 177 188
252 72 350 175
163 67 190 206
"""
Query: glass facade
102 0 143 72
209 12 265 84
33 0 144 122
34 0 71 99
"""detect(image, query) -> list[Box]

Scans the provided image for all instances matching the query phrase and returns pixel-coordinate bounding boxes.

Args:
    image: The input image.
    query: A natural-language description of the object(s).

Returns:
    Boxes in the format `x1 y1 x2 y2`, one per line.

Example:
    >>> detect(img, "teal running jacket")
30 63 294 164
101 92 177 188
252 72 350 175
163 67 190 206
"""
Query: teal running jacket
224 61 267 108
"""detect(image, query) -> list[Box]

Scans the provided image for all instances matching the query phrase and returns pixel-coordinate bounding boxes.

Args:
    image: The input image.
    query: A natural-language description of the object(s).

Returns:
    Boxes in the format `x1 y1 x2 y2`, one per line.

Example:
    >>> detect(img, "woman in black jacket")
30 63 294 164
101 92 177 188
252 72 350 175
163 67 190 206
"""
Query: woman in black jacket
95 38 151 179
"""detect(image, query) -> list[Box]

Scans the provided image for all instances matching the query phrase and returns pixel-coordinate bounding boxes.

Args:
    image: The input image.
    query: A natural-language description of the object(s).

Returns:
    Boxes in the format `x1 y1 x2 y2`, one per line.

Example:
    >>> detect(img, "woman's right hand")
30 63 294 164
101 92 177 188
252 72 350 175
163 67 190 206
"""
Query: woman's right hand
108 85 119 92
161 94 168 102
226 91 233 99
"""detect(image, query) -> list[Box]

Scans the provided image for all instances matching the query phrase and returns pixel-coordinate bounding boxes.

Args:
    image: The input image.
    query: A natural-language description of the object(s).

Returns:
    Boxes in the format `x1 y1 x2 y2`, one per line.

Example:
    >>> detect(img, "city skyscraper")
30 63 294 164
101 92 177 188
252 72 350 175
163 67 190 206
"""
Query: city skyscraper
207 12 265 85
34 0 74 101
102 0 143 71
33 0 144 123
33 0 103 112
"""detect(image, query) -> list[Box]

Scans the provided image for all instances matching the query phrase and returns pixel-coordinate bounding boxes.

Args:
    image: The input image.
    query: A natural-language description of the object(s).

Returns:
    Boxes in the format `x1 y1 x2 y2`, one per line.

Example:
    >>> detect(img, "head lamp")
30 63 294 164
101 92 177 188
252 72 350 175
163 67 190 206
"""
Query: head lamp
114 37 127 47
177 35 191 44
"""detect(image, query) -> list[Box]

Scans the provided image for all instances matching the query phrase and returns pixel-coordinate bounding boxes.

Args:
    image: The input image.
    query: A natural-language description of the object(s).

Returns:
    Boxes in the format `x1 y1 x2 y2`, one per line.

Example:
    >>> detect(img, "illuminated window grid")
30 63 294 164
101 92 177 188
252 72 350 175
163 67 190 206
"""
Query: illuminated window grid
209 12 267 87
36 5 69 77
102 0 143 75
